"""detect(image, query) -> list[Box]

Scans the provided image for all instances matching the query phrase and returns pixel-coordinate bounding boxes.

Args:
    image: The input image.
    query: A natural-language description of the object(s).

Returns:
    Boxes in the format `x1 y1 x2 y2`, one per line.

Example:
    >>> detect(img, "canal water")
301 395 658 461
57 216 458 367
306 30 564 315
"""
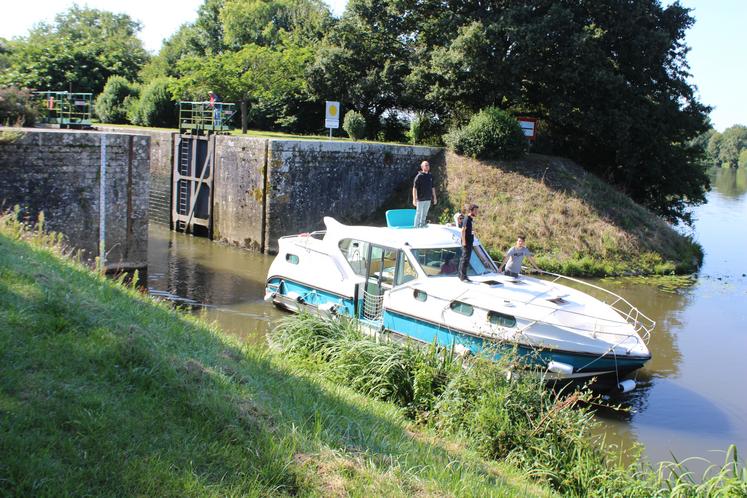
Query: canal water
147 167 747 468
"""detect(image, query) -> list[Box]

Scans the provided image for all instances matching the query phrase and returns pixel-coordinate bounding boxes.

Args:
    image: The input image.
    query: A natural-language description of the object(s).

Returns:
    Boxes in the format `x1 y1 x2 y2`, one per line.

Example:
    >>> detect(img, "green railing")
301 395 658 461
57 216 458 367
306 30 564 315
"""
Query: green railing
178 101 237 134
34 91 93 128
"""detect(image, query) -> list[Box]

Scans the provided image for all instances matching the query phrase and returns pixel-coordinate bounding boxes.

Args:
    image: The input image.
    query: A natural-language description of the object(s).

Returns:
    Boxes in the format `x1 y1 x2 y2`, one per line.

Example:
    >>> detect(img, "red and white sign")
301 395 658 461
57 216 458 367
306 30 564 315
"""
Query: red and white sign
517 117 538 141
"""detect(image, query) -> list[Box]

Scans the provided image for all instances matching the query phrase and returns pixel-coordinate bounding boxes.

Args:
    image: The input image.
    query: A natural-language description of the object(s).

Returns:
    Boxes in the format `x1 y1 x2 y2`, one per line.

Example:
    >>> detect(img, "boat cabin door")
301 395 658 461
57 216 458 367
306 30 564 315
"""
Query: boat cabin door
360 245 397 323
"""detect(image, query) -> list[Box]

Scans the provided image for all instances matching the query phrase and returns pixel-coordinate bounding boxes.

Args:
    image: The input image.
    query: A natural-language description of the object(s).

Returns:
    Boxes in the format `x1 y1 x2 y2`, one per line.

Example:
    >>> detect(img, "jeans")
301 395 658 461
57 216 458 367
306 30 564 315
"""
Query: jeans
414 200 431 228
459 244 472 280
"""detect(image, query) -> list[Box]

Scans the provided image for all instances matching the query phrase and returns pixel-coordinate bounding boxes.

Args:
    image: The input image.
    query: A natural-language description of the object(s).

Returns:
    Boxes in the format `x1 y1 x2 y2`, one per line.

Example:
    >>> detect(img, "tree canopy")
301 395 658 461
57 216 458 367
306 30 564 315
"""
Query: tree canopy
0 6 148 94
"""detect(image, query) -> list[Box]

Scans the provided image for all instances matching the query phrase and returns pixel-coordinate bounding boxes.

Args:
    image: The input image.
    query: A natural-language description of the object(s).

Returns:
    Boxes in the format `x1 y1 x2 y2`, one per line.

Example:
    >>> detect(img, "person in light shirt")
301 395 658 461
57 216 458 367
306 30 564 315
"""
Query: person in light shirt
499 235 540 277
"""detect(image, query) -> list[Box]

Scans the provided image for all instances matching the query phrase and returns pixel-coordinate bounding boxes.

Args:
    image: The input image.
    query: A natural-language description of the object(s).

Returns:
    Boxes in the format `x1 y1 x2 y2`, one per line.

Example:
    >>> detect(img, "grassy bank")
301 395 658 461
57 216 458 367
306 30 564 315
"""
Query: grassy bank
269 313 747 497
0 214 552 496
436 152 703 276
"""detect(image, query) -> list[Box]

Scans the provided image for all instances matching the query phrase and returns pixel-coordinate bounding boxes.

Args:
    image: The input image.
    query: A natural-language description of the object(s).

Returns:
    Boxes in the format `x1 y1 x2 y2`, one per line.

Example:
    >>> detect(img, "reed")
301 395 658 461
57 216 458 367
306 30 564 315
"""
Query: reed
270 313 747 497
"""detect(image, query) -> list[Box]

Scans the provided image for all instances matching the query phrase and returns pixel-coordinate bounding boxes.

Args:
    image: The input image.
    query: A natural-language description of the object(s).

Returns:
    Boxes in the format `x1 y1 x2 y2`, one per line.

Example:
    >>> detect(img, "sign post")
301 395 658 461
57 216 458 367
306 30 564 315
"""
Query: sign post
517 117 538 142
325 101 340 139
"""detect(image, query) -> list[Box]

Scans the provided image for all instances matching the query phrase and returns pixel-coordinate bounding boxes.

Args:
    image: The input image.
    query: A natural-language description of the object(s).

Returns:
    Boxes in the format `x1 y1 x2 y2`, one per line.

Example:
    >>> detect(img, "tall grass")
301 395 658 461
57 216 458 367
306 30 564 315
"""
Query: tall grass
270 313 747 497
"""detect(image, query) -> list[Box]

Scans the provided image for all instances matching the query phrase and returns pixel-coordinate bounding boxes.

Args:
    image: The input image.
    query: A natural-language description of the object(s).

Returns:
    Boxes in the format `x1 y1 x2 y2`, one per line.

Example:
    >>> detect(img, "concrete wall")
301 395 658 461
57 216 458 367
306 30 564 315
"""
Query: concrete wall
213 135 267 251
0 128 149 270
264 140 442 253
97 127 174 226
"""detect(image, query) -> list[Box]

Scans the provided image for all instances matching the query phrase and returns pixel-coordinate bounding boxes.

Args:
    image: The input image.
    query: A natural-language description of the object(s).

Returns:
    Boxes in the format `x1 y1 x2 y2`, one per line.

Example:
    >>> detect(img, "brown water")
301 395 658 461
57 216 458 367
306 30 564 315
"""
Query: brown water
147 167 747 467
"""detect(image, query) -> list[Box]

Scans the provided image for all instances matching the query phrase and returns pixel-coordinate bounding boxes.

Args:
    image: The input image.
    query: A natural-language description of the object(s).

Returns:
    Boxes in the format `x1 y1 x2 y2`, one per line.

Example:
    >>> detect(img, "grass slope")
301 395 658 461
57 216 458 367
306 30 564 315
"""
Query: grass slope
438 152 703 276
0 217 552 497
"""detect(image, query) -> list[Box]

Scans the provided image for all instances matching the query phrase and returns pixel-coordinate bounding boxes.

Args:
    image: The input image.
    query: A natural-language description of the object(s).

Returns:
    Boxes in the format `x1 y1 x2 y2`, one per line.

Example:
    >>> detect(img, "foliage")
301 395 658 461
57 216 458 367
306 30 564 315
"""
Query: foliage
316 0 711 224
221 0 332 49
0 87 37 126
307 0 412 138
705 125 747 168
377 111 408 143
0 6 148 94
94 76 139 124
342 110 366 140
445 107 527 160
410 113 445 146
129 78 177 128
739 149 747 169
172 43 319 132
270 313 747 497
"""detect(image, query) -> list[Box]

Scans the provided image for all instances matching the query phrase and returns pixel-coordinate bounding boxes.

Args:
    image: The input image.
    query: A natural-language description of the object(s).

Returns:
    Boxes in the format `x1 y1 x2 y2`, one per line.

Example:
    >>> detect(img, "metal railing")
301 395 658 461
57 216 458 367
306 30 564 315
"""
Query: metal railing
531 269 656 343
178 101 237 134
34 91 93 128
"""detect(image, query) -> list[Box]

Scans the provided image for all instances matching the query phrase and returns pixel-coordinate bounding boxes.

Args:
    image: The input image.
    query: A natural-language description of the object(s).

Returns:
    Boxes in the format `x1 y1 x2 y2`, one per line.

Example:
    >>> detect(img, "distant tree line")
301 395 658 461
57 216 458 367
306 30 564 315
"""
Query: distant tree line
693 125 747 169
0 1 719 224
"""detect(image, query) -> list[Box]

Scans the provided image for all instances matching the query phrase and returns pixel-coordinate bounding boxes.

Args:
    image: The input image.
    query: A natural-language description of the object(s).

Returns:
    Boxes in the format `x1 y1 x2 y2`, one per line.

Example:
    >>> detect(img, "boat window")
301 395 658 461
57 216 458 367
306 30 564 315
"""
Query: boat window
547 297 568 305
410 247 494 277
369 245 398 288
414 289 427 301
450 301 474 316
488 311 516 328
395 251 418 286
475 245 499 273
338 238 369 277
285 253 299 265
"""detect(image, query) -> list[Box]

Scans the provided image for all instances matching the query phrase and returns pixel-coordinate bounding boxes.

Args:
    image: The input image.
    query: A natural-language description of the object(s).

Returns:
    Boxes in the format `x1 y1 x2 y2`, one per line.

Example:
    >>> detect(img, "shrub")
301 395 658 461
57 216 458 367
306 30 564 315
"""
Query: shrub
0 87 37 126
94 76 139 124
129 78 177 128
444 107 527 159
410 113 445 146
378 111 408 143
343 110 366 140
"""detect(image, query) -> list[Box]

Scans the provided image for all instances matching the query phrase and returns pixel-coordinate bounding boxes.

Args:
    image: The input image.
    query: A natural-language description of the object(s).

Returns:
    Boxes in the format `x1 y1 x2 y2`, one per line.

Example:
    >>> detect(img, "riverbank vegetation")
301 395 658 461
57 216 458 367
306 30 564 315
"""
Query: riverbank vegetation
0 213 553 496
269 312 747 497
1 1 716 225
426 152 703 276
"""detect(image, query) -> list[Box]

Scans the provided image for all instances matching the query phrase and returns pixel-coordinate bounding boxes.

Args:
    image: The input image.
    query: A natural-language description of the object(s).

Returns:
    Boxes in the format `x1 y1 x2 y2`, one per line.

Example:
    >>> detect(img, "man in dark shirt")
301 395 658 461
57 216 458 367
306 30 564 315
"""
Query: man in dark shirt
459 204 478 282
412 161 437 227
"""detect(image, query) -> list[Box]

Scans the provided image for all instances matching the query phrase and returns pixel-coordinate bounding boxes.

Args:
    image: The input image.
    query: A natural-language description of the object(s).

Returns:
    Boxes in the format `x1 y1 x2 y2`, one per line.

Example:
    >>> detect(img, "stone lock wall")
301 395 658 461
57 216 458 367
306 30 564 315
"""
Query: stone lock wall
0 129 149 270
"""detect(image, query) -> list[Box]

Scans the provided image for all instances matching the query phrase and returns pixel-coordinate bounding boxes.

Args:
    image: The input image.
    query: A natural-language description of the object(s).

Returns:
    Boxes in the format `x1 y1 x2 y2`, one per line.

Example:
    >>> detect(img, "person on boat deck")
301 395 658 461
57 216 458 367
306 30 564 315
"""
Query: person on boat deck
440 252 458 275
412 161 437 228
499 235 540 277
459 204 478 282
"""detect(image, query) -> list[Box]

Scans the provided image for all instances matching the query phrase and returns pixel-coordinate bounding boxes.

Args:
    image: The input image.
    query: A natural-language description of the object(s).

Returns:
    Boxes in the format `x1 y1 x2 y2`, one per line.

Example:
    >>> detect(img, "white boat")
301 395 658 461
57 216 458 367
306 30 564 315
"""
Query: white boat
265 211 654 391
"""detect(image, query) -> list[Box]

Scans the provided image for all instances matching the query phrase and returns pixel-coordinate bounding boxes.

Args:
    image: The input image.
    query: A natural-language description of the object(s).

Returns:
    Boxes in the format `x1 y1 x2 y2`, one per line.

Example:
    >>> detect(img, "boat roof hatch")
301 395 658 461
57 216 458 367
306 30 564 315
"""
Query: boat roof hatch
386 209 416 228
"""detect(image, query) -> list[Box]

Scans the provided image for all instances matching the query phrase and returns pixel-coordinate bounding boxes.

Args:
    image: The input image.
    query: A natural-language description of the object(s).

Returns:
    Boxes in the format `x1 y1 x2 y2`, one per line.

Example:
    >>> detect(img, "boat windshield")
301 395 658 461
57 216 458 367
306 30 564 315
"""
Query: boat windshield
410 245 497 277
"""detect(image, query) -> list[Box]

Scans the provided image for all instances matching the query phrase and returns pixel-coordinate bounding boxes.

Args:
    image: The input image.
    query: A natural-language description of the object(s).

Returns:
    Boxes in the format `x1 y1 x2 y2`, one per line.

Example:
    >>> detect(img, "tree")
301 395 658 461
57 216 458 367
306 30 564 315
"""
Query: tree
172 43 317 133
221 0 332 49
307 0 412 137
95 76 139 124
717 125 747 167
0 6 148 94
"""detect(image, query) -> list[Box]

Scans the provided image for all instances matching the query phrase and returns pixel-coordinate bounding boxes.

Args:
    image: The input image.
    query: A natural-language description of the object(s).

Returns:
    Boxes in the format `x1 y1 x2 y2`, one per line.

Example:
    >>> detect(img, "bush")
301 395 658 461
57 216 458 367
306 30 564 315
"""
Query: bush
0 87 37 126
410 113 445 146
343 110 366 140
129 78 177 128
94 76 139 124
377 111 408 143
444 107 527 159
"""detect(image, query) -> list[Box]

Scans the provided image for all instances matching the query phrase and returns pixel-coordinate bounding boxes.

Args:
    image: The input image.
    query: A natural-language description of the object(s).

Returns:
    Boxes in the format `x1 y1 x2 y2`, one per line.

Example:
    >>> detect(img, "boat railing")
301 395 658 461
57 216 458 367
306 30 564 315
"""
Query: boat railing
532 269 656 343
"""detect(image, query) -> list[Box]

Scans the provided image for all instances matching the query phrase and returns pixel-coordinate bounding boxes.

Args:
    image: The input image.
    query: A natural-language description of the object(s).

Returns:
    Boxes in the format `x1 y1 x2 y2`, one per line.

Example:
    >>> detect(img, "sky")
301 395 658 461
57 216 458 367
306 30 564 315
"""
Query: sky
0 0 743 131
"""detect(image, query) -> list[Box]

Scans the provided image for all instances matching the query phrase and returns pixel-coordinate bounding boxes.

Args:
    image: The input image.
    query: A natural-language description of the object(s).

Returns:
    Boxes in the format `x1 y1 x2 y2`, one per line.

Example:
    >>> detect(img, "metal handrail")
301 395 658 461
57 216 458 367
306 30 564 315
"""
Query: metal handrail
529 269 656 343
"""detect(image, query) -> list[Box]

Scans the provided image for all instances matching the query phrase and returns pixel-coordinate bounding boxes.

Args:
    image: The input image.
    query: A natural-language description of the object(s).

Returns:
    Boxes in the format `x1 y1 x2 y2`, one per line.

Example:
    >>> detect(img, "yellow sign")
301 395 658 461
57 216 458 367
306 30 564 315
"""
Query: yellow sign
325 101 340 129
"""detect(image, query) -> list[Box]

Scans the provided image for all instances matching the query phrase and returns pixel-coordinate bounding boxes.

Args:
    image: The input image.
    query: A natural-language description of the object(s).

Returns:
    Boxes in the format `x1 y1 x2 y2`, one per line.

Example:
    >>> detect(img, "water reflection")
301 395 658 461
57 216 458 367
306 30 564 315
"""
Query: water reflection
708 167 747 199
147 224 283 343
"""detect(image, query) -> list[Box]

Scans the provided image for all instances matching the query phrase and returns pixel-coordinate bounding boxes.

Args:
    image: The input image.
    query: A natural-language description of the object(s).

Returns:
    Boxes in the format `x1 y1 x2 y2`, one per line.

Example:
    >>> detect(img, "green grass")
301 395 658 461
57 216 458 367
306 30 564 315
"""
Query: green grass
269 313 747 497
0 213 552 497
430 152 704 277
